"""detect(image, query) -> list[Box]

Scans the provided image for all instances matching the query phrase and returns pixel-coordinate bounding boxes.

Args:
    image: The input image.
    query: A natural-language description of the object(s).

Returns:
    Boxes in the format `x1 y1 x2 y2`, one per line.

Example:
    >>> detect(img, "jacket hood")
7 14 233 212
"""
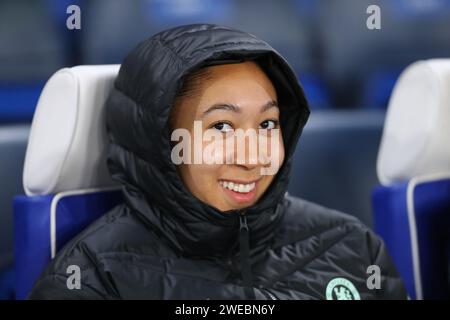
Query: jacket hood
105 24 310 262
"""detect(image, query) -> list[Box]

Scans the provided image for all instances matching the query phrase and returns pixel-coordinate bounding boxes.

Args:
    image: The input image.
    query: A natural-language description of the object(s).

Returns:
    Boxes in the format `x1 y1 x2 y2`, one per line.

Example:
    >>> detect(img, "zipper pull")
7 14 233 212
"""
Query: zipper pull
239 210 248 232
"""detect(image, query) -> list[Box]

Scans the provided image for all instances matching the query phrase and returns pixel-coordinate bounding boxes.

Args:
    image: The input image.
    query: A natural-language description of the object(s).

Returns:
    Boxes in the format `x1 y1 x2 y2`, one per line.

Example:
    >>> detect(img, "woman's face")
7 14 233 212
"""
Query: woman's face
170 61 285 212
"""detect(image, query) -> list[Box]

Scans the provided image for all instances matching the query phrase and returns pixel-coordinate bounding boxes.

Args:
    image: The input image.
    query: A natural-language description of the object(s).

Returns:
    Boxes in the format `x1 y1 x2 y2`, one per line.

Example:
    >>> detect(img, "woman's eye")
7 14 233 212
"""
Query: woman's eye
260 120 278 130
212 122 233 133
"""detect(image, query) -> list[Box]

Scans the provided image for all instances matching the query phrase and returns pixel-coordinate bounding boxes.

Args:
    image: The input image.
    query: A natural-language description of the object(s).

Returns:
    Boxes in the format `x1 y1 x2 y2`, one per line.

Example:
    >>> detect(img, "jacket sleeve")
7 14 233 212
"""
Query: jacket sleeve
367 229 408 300
28 271 114 300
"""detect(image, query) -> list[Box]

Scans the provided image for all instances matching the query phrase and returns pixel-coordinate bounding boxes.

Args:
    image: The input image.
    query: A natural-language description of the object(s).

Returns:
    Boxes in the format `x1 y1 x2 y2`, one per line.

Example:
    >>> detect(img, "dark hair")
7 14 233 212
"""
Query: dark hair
176 67 212 99
169 67 212 129
169 60 275 129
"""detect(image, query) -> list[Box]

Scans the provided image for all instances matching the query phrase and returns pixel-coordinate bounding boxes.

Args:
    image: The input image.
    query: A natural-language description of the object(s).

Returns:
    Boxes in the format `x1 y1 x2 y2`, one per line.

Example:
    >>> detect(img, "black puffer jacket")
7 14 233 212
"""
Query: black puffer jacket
29 24 406 300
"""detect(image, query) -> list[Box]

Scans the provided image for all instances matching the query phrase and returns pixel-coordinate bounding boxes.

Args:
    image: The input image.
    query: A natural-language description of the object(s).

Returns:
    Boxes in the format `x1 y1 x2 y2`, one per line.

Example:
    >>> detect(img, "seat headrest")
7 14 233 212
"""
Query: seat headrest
23 65 120 196
377 59 450 186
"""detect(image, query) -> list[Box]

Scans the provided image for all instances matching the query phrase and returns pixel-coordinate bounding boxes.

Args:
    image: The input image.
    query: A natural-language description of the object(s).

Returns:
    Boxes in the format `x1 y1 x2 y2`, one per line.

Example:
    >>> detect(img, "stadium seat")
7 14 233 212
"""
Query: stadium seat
297 73 332 109
0 124 30 299
289 110 385 228
0 1 68 123
318 0 450 107
0 85 44 124
372 59 450 299
13 65 123 300
362 70 401 109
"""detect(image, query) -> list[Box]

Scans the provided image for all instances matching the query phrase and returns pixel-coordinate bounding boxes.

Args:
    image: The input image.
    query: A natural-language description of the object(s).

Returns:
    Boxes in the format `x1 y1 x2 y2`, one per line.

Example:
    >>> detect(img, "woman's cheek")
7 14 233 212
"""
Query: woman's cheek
202 134 228 165
278 134 285 170
259 132 284 176
180 163 218 204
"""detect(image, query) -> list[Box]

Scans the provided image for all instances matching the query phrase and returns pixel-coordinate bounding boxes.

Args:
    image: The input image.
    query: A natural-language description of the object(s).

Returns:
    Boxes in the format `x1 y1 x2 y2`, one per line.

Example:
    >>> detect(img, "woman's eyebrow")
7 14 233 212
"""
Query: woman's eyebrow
201 100 278 118
201 103 240 118
261 100 279 112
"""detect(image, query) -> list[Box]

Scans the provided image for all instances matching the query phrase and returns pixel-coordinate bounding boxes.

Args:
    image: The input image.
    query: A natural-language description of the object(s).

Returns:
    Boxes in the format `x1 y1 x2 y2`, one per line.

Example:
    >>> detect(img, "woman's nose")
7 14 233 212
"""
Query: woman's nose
235 150 260 170
232 135 264 170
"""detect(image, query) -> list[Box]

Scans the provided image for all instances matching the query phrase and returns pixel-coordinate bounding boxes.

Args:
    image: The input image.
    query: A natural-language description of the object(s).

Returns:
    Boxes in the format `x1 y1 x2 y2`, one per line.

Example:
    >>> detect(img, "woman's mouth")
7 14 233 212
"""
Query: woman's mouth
218 179 258 204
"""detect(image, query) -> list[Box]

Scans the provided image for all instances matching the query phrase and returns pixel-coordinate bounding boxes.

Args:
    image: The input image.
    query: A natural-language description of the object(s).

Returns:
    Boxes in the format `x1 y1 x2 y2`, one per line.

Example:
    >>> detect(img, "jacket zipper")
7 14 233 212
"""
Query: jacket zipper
238 210 256 300
235 211 278 300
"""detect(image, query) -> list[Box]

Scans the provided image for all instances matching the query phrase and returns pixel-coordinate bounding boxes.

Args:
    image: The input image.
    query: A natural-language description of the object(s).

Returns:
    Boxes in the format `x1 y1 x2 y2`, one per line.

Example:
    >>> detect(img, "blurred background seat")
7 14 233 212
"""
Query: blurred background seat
2 0 450 120
317 0 450 108
0 125 30 299
0 0 69 123
372 59 450 300
288 110 385 228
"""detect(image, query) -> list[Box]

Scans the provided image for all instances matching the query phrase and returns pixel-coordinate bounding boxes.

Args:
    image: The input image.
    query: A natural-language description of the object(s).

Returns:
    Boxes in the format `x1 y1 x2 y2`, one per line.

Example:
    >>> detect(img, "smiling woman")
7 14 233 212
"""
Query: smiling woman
170 61 284 212
29 24 407 300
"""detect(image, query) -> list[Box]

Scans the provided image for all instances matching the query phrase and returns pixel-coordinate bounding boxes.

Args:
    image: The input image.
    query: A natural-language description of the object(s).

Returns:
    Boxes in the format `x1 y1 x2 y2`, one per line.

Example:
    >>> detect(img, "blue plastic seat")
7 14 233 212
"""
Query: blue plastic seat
373 178 450 299
13 65 122 299
372 59 450 299
14 189 122 300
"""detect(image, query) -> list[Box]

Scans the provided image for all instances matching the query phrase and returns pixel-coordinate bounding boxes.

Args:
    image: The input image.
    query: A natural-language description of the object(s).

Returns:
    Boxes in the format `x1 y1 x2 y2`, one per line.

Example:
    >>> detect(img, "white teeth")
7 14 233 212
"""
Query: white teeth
219 180 256 193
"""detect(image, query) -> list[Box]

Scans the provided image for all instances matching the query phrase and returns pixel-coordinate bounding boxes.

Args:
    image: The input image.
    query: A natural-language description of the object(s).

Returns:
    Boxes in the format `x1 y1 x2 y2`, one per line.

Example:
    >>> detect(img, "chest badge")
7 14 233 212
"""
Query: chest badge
326 277 361 300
